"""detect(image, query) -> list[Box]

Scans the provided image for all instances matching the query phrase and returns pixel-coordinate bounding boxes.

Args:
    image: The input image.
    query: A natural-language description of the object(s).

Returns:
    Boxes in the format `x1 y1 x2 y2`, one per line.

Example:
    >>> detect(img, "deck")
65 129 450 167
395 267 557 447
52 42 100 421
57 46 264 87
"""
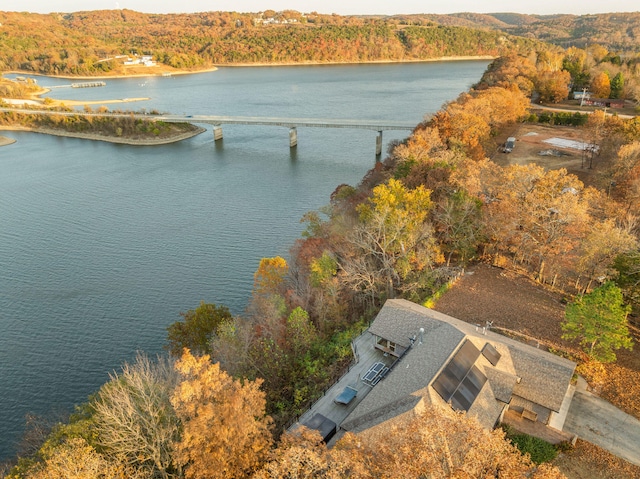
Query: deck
503 409 576 445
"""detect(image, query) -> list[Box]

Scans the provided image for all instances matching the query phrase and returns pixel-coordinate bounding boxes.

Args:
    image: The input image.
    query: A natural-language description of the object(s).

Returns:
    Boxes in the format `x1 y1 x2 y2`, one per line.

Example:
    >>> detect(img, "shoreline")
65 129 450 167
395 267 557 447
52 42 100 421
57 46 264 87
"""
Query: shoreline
46 97 152 107
4 56 494 79
216 56 495 68
0 125 207 145
3 66 219 81
0 135 17 146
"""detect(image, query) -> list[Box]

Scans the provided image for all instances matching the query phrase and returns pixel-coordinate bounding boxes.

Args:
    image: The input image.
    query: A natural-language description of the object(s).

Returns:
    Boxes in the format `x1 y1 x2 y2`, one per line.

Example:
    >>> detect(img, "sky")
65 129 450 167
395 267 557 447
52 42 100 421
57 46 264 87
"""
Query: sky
2 1 639 16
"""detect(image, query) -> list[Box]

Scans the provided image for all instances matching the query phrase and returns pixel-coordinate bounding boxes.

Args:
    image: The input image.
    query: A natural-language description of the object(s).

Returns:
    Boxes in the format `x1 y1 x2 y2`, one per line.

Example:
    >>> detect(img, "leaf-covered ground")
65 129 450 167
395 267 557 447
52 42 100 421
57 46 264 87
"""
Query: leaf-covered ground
553 440 640 479
434 263 640 478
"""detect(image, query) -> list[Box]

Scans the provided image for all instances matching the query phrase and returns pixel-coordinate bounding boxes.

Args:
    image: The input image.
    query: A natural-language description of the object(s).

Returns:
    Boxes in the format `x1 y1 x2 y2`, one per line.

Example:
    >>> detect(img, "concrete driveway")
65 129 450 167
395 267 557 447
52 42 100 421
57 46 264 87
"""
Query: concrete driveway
563 390 640 466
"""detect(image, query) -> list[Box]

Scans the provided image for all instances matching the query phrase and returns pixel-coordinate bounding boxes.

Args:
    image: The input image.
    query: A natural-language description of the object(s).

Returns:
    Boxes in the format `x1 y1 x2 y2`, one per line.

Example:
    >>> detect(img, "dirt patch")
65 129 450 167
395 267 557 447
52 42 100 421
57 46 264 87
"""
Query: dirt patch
434 264 577 354
433 263 640 479
490 123 596 182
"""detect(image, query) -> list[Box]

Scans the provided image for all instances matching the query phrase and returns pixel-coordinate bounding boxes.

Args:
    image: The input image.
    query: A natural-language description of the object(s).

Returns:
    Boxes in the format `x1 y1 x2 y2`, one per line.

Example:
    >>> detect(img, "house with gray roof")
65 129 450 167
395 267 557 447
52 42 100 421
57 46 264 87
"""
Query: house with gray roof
340 299 576 437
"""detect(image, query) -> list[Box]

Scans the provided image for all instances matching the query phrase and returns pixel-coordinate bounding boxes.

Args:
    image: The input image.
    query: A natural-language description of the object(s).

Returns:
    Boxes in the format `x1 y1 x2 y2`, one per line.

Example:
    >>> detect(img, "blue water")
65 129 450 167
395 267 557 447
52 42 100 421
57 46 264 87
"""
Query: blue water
0 60 489 460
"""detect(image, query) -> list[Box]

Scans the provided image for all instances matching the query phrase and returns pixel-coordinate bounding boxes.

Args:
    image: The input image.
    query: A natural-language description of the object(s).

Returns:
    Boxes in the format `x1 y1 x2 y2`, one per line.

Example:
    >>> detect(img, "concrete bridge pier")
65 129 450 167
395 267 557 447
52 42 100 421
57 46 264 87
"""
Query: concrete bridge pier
376 131 383 156
289 127 297 148
213 126 223 141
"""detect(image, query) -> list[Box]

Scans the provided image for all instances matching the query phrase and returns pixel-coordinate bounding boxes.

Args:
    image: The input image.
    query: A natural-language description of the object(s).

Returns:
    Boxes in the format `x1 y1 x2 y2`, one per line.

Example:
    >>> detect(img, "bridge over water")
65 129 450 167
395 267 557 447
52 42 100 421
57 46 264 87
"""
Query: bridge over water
0 107 418 155
156 114 417 155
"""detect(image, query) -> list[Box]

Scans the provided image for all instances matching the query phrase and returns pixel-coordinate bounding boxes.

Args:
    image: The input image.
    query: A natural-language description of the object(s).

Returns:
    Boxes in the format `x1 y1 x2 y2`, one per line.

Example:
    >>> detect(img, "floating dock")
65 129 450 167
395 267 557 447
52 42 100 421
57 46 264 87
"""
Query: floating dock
71 81 106 88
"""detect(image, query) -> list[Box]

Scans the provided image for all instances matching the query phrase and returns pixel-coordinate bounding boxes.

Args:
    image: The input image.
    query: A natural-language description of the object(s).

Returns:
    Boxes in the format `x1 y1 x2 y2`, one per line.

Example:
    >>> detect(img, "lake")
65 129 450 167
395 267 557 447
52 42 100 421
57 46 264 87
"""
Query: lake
0 60 489 461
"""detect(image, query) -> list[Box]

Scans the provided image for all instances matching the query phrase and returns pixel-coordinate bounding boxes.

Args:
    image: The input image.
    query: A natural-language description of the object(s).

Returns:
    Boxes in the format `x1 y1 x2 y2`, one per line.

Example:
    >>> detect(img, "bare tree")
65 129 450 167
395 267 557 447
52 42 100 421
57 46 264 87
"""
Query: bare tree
92 353 181 479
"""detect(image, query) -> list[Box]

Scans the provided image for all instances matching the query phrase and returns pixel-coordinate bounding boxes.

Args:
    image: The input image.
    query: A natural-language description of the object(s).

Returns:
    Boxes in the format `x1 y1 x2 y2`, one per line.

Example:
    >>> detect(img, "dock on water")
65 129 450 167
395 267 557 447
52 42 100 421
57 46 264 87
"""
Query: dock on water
47 81 107 89
71 81 106 88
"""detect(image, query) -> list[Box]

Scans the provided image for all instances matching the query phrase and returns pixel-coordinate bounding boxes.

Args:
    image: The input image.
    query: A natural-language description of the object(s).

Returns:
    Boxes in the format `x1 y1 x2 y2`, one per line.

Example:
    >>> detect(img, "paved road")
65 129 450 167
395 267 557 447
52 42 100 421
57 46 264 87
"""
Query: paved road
530 103 635 119
563 390 640 466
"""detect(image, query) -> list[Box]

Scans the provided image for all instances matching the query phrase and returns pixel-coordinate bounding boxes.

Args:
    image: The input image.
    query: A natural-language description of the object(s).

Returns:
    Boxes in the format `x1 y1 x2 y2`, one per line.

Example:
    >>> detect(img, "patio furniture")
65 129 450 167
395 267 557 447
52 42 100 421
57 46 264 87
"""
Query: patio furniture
363 361 386 384
334 386 358 405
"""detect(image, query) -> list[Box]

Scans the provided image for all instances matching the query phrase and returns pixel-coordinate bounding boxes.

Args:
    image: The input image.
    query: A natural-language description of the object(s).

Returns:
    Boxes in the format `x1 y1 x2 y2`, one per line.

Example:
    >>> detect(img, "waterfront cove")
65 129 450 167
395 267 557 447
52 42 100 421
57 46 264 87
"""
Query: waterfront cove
0 61 489 461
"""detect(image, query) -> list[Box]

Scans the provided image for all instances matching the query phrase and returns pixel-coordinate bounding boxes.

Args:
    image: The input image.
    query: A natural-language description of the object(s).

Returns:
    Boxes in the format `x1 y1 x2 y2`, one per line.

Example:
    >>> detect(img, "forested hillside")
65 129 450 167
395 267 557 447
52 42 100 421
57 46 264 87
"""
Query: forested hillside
385 12 640 53
1 10 638 77
0 10 539 75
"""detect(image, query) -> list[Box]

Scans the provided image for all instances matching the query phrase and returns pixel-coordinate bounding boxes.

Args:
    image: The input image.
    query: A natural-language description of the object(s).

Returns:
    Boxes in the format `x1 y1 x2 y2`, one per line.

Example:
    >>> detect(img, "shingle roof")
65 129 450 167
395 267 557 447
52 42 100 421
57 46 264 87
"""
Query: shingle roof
367 299 447 348
484 367 518 404
342 299 576 432
509 346 574 411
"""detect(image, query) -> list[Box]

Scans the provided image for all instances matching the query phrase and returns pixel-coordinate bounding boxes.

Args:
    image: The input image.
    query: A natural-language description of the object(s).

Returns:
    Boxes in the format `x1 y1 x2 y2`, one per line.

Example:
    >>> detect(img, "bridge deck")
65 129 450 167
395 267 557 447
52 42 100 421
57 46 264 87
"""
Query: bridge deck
158 114 416 131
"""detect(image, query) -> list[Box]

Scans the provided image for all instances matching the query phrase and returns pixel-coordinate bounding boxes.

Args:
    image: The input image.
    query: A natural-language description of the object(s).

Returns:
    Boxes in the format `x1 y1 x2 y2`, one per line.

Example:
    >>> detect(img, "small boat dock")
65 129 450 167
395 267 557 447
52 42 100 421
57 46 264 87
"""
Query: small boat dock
71 81 106 88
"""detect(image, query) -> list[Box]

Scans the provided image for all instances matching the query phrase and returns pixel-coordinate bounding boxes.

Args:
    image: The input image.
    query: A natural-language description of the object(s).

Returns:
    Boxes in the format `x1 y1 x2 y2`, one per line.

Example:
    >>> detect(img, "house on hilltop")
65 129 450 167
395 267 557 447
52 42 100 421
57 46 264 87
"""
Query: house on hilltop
335 299 576 441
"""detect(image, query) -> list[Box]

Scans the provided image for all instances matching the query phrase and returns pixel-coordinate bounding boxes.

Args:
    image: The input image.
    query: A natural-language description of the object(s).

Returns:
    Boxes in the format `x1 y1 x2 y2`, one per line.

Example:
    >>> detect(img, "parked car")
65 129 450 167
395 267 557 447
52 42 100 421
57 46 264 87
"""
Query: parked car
503 137 516 153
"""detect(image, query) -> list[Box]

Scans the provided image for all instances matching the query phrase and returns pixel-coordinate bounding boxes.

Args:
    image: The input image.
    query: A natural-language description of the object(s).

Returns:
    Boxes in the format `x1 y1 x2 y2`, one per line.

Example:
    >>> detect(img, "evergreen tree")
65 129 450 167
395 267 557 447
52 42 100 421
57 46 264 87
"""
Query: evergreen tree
610 72 625 99
562 282 633 362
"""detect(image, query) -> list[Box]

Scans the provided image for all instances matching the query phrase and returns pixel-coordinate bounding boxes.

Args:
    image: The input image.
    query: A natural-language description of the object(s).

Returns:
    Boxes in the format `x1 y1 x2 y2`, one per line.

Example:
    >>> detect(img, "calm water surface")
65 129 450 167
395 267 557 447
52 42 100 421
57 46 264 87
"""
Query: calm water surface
0 61 489 460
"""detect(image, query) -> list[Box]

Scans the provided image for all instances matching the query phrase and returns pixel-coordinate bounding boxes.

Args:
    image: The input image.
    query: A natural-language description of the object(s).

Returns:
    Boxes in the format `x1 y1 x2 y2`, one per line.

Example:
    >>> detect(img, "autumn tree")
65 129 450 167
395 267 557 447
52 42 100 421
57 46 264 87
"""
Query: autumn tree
247 256 290 324
24 438 116 479
585 110 627 166
536 49 564 72
576 219 637 292
591 71 611 98
476 54 537 96
434 105 490 160
340 178 440 303
166 301 233 357
253 256 289 297
588 44 610 63
562 281 633 362
22 437 151 479
469 164 590 283
613 249 640 314
536 69 571 103
332 406 565 478
256 407 566 478
609 141 640 214
563 46 590 90
171 349 273 479
434 190 484 265
253 427 364 479
308 251 341 329
91 354 181 479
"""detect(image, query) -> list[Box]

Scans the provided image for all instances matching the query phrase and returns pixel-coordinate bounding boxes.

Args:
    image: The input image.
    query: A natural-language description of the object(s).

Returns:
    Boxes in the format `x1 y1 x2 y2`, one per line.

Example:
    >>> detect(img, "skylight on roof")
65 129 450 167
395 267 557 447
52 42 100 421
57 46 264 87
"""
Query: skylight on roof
482 343 501 366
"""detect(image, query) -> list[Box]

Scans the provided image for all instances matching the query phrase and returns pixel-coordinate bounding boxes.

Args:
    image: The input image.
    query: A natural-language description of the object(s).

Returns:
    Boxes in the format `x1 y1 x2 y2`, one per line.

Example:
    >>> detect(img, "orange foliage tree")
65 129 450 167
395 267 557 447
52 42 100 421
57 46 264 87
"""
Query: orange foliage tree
591 71 611 98
256 406 566 478
171 350 273 479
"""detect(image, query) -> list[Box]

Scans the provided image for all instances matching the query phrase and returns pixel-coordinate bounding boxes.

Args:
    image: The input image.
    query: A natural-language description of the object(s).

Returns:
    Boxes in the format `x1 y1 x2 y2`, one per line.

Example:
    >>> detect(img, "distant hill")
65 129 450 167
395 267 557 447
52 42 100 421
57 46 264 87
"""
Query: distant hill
1 9 637 77
385 12 640 51
0 10 541 76
501 12 640 51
